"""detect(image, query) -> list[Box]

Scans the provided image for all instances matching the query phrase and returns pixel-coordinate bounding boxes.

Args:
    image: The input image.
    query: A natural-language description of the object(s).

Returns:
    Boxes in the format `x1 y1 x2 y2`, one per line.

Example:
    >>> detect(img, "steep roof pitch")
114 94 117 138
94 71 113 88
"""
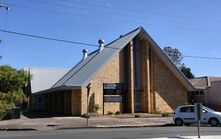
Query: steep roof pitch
52 27 194 91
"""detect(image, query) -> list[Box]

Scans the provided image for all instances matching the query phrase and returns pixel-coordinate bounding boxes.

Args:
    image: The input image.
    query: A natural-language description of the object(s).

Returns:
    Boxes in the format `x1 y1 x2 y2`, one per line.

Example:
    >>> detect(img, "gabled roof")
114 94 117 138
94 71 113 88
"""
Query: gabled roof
52 27 141 89
52 27 194 91
190 76 221 89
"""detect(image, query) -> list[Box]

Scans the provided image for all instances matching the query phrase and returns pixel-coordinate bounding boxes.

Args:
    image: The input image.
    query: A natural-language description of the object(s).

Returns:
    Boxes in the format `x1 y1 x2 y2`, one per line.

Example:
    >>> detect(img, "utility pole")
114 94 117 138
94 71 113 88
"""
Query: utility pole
0 2 9 10
0 2 9 59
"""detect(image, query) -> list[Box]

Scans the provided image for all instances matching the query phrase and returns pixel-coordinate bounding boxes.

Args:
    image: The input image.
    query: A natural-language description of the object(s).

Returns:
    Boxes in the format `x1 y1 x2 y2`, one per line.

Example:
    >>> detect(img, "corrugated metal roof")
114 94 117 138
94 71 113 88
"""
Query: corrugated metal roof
51 26 194 91
25 67 69 93
52 27 142 88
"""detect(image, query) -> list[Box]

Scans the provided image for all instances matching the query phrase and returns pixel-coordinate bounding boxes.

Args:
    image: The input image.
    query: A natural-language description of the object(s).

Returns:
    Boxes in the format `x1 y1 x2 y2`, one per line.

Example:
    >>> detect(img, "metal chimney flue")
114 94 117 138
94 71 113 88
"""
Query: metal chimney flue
82 49 88 60
98 39 105 52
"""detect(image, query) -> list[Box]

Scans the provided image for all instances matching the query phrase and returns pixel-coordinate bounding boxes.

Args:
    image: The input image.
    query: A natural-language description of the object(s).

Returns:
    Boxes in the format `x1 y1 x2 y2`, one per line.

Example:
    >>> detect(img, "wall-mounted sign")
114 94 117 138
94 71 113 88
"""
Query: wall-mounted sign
104 83 117 90
103 83 123 96
104 95 122 103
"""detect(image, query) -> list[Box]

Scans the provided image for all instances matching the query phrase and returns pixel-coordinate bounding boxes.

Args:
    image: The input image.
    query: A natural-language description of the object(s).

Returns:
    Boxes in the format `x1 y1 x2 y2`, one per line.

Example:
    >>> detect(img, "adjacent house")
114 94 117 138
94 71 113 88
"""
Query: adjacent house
190 76 221 111
24 67 69 109
27 27 195 116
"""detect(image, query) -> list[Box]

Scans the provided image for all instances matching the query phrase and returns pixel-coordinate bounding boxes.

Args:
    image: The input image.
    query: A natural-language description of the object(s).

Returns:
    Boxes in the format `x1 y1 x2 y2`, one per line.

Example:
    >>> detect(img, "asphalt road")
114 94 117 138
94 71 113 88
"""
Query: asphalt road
0 127 221 139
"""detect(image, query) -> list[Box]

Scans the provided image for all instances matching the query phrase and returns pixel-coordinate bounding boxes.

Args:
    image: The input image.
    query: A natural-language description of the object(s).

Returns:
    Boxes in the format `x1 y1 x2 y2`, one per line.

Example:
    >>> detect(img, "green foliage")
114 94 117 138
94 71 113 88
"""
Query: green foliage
115 111 121 115
0 65 29 119
162 113 170 117
107 111 114 115
163 46 183 67
0 65 29 93
163 47 195 79
134 114 140 118
180 66 195 79
93 104 101 114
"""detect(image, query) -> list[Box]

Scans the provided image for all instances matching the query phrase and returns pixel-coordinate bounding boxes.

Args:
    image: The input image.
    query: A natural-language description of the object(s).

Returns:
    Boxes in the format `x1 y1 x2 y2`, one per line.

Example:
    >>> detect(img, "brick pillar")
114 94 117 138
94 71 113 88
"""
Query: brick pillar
149 48 156 112
127 41 135 113
140 40 148 112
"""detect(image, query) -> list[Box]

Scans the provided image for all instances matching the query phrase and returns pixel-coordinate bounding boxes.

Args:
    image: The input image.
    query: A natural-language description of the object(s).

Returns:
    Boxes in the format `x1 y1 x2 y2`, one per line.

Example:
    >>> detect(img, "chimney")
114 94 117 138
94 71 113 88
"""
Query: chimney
206 76 211 87
98 39 105 52
82 49 88 60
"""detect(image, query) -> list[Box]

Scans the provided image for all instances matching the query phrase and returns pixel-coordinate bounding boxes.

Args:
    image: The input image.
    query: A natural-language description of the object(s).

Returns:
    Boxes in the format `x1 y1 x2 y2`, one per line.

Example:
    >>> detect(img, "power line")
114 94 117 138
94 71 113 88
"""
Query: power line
19 0 159 22
7 3 221 34
183 55 221 60
0 29 121 50
0 29 98 47
0 29 220 60
36 0 221 23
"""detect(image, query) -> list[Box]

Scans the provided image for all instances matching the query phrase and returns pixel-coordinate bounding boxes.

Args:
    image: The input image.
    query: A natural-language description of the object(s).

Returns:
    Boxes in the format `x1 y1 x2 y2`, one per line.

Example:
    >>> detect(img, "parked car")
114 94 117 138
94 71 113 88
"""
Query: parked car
173 105 221 126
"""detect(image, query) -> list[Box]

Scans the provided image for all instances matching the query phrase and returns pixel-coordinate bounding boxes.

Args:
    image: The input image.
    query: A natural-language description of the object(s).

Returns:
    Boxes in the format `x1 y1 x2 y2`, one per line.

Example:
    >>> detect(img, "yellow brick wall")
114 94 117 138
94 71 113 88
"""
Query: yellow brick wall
154 53 188 113
81 52 123 115
71 89 81 116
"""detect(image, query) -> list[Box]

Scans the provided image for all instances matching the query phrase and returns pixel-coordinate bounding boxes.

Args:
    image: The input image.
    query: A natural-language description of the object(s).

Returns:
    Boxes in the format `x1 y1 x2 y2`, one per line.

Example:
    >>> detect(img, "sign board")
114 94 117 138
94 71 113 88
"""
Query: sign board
104 83 117 90
104 96 122 103
104 83 123 90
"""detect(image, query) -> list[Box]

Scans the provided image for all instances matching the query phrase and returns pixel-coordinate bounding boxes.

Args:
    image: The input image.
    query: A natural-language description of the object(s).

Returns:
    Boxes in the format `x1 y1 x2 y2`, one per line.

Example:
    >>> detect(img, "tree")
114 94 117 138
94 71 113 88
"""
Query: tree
163 46 195 79
0 65 29 119
180 66 195 79
163 46 183 67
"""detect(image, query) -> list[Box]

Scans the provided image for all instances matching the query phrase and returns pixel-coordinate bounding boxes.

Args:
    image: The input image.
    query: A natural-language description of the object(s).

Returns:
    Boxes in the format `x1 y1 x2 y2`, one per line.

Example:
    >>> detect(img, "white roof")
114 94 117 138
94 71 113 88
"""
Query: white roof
24 67 69 93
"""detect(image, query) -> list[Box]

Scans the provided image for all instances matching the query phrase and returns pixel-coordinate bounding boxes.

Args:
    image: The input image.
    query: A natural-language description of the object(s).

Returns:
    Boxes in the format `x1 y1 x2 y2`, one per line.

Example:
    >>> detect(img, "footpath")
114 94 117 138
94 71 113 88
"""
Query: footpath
0 113 172 131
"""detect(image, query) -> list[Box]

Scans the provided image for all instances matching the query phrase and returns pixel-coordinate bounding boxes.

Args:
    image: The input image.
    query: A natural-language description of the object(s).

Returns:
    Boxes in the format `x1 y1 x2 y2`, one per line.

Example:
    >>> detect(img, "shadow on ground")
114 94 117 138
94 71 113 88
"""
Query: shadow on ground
22 110 70 119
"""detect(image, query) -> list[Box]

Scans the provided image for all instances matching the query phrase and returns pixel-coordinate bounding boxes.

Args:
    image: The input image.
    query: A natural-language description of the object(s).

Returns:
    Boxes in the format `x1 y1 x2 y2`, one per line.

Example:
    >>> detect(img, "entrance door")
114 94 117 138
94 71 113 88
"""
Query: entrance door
133 40 142 112
134 90 142 112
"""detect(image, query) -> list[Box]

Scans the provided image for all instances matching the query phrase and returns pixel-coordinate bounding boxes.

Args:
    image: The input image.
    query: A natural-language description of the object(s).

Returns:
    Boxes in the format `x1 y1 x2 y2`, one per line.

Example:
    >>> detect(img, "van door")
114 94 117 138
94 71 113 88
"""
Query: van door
180 106 196 123
201 109 209 123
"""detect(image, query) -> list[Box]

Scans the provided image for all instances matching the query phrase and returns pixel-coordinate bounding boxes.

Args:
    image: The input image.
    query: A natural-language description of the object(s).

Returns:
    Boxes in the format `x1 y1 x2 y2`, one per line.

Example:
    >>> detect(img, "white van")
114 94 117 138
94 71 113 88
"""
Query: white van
173 105 221 126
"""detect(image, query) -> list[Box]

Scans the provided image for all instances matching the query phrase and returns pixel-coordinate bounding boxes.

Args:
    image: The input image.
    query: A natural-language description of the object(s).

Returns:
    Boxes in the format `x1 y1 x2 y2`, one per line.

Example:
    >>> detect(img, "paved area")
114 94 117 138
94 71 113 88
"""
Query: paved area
154 136 221 139
0 114 173 130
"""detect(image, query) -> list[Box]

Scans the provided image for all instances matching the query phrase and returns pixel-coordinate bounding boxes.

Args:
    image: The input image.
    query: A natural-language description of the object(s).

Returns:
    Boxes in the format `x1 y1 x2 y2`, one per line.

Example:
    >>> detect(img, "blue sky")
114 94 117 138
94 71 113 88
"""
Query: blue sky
0 0 221 77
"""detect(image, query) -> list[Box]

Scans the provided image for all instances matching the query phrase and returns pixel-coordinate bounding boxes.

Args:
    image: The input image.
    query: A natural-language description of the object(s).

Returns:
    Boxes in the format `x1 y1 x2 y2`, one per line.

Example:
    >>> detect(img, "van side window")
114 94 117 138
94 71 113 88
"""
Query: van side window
180 106 194 113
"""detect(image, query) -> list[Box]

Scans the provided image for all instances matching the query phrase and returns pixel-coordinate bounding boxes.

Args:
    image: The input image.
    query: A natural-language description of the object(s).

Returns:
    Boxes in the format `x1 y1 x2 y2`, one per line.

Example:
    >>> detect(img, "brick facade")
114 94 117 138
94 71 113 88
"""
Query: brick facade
154 53 188 113
81 52 123 115
79 39 189 115
32 28 192 116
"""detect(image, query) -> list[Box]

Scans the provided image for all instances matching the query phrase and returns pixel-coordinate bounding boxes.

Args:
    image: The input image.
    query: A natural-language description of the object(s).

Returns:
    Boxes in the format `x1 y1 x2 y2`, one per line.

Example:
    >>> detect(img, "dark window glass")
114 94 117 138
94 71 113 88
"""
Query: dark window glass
180 106 194 113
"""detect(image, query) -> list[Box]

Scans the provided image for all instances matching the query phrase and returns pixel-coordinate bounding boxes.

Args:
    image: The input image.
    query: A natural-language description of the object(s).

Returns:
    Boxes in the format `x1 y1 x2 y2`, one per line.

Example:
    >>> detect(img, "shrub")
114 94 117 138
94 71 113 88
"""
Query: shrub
162 113 169 117
134 114 140 118
107 111 113 115
115 111 121 115
93 104 101 114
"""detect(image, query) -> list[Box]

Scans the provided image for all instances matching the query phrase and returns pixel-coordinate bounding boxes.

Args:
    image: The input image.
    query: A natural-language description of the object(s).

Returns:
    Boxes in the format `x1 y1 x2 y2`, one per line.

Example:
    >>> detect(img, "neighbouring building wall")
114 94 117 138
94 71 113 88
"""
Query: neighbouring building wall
154 52 188 113
81 51 123 115
206 81 221 110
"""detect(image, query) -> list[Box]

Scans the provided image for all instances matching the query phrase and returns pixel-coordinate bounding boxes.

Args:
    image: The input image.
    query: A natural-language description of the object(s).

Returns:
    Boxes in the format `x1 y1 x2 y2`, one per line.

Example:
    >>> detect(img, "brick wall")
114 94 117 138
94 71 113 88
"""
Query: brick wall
154 53 188 113
81 51 123 115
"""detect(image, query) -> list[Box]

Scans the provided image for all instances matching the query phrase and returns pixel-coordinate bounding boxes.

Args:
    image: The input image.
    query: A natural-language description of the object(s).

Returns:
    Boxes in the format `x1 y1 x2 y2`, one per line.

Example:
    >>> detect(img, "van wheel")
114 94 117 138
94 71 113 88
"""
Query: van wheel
209 118 219 127
184 123 191 126
175 118 183 126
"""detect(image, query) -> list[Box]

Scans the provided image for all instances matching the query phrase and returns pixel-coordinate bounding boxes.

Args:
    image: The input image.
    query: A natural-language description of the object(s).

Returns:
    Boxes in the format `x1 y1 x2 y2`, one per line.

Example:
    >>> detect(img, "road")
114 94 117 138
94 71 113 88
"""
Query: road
0 127 221 139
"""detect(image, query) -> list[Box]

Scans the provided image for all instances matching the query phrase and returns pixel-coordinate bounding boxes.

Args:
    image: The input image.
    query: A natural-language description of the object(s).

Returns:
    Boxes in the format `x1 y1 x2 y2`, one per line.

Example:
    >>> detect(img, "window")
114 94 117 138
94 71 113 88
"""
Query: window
180 106 194 113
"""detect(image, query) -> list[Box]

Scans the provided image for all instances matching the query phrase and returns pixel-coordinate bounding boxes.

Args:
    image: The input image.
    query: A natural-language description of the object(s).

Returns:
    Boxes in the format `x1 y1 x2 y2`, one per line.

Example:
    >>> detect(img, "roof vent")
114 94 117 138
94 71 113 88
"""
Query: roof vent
98 39 105 52
82 49 88 60
119 35 124 38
